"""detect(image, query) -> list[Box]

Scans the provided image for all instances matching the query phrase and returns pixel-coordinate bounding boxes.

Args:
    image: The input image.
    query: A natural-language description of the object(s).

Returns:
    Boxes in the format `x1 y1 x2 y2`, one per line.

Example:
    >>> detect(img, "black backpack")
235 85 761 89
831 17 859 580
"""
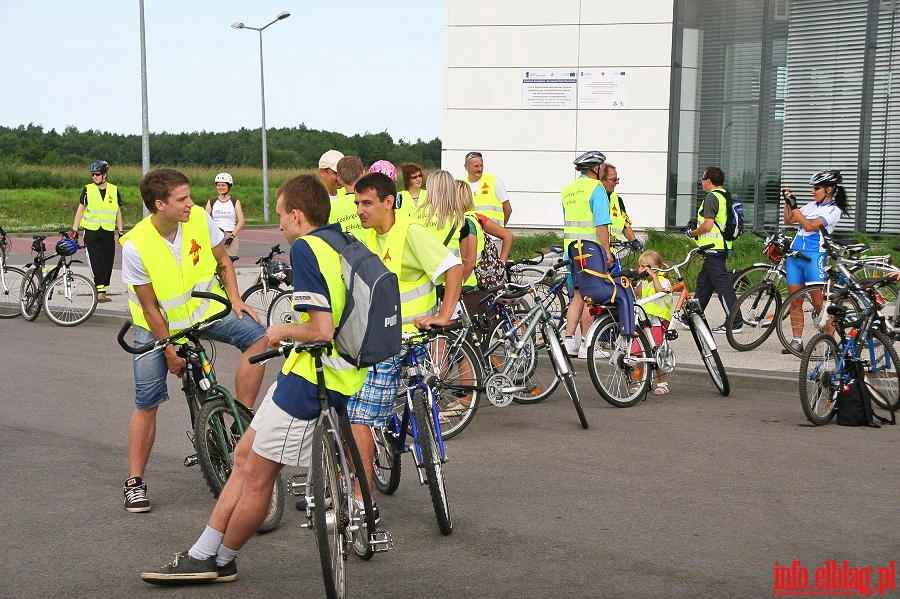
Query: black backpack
309 228 401 368
836 361 896 427
710 189 745 243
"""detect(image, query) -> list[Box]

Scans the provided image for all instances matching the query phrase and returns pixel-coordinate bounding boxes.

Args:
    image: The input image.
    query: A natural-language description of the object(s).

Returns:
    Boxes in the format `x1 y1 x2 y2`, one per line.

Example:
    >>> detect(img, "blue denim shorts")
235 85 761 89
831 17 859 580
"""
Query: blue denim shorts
132 311 265 410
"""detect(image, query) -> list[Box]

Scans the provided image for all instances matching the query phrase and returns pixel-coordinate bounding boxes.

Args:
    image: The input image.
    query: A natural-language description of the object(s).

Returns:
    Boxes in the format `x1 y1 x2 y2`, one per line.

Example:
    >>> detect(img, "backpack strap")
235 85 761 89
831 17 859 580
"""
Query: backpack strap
709 189 731 251
443 224 458 246
309 227 352 253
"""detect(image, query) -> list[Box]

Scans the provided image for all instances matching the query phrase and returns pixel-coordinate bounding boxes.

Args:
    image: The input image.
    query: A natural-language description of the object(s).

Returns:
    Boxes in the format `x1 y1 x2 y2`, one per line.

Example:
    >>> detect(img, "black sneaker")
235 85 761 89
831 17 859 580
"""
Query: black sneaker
141 551 218 585
215 559 237 583
372 502 381 525
124 476 150 513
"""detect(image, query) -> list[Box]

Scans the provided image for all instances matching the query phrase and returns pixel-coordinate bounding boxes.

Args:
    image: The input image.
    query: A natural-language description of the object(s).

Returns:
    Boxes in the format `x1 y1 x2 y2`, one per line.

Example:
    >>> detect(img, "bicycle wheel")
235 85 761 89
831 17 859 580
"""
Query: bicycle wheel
372 425 402 495
20 269 42 321
43 272 97 326
775 285 827 357
798 333 840 425
241 283 282 320
194 395 251 497
731 264 777 296
0 265 26 318
725 282 781 351
859 330 900 412
509 316 562 404
338 417 377 561
587 315 652 407
515 268 567 330
488 313 538 386
310 423 346 599
687 312 729 396
546 322 588 428
850 265 899 304
427 332 483 440
412 389 452 535
267 288 295 326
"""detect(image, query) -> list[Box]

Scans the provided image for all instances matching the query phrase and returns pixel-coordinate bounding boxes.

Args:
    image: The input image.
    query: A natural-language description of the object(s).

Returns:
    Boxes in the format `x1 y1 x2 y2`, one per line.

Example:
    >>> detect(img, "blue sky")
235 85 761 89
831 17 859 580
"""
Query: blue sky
0 0 444 142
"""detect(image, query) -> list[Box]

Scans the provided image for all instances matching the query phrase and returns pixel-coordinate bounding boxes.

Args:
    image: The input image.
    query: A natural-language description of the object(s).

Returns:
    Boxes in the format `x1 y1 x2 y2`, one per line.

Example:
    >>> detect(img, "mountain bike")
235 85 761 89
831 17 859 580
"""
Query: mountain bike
250 342 391 599
117 291 284 533
20 231 97 326
240 244 292 317
798 277 900 425
0 226 27 318
586 244 730 405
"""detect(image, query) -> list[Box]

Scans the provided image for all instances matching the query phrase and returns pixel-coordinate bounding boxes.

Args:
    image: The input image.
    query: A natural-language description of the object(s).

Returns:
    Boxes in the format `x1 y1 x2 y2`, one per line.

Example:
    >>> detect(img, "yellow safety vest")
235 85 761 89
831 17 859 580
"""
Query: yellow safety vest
561 177 601 250
471 174 504 225
121 206 226 333
362 212 438 333
329 192 362 238
640 278 673 322
281 235 367 396
398 189 427 223
696 189 728 250
82 183 119 231
421 211 483 287
609 192 628 242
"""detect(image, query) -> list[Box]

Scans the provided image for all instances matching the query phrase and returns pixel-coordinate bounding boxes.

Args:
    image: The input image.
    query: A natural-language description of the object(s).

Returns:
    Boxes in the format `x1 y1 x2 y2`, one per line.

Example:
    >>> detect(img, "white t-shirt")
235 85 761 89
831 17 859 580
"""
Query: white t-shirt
790 201 842 253
209 198 238 231
469 176 510 203
122 212 224 286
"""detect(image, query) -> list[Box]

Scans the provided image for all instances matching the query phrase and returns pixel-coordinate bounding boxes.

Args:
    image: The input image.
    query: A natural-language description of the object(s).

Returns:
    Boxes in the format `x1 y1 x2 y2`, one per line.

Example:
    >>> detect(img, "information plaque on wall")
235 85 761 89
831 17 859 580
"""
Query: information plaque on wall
577 69 629 109
522 70 577 109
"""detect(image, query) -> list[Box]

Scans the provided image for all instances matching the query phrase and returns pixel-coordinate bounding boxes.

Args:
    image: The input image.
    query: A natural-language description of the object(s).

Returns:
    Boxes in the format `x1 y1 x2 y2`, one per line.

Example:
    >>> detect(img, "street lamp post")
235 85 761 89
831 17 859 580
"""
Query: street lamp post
232 11 290 223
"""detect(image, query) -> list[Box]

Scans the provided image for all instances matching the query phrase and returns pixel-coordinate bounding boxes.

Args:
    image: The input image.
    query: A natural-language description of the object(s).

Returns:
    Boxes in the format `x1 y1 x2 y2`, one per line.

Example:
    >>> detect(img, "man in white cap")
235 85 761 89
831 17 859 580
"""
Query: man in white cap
318 150 344 200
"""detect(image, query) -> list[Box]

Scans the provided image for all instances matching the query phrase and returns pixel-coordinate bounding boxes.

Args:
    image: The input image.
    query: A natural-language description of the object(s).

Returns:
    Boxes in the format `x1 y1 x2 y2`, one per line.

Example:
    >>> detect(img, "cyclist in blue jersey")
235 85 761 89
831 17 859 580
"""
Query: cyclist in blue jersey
780 169 848 354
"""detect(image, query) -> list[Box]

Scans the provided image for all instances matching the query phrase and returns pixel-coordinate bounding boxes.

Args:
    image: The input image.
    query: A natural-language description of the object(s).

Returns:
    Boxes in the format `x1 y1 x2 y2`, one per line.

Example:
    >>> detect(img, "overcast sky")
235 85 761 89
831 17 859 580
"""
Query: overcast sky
0 0 444 142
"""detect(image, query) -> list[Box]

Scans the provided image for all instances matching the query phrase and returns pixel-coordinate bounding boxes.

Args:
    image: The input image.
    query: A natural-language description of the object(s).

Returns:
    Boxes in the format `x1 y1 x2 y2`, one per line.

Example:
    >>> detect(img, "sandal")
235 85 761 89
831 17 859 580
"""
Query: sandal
652 382 669 395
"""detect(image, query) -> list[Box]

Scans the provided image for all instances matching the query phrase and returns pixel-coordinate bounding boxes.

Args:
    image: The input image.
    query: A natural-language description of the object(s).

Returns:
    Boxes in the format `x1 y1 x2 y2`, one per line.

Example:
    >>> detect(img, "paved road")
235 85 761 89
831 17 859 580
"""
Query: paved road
0 316 897 598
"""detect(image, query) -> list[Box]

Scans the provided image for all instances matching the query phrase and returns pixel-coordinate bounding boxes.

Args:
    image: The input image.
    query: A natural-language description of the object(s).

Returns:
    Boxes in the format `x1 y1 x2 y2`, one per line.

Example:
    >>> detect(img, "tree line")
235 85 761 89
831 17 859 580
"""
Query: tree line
0 123 441 174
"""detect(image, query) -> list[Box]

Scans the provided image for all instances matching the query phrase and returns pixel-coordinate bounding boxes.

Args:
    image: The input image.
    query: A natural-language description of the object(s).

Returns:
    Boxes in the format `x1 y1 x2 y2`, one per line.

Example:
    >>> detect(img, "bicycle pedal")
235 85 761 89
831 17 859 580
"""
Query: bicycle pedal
184 453 198 467
369 531 393 552
665 329 679 341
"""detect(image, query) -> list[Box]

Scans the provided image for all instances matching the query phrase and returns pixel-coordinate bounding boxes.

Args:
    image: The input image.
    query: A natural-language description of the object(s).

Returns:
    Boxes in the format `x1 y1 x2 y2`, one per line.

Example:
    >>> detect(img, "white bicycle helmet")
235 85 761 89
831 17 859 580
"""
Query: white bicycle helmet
573 151 606 172
214 172 234 186
809 169 842 187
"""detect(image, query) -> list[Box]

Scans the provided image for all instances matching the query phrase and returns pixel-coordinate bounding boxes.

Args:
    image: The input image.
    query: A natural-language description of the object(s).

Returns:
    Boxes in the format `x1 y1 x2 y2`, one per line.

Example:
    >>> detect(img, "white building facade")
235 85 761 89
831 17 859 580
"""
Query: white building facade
441 0 900 234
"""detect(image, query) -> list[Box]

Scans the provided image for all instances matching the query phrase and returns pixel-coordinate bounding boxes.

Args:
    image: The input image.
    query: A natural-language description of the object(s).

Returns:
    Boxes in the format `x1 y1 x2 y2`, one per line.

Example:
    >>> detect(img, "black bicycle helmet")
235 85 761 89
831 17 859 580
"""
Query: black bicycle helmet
90 160 109 174
573 150 606 171
55 236 79 257
809 169 842 187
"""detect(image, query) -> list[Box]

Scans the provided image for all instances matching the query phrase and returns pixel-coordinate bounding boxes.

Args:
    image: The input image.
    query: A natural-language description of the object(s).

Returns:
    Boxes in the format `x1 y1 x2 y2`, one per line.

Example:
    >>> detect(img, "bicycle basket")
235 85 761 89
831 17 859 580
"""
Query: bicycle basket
266 258 293 285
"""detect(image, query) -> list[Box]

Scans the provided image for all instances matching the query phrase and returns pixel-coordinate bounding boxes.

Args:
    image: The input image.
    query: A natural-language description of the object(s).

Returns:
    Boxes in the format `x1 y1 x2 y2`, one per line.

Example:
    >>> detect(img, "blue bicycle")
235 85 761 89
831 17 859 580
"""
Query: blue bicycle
371 325 459 535
799 277 900 425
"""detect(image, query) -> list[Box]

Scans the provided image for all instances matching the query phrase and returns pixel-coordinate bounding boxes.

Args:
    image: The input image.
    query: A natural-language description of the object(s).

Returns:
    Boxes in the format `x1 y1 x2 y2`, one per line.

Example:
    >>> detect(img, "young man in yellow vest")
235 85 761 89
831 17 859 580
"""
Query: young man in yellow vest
350 171 463 518
599 162 643 252
71 160 124 302
120 169 269 514
684 166 743 332
561 151 614 358
328 155 365 237
141 175 368 585
464 151 512 226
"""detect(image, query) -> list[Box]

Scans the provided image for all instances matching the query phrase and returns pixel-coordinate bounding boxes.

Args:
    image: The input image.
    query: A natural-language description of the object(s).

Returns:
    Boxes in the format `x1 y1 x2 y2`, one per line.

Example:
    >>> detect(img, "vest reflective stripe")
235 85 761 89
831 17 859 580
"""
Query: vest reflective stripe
281 235 366 396
609 192 627 241
696 190 728 250
561 177 601 248
472 174 504 225
329 193 362 238
640 281 672 322
82 184 118 231
363 212 438 333
120 206 225 334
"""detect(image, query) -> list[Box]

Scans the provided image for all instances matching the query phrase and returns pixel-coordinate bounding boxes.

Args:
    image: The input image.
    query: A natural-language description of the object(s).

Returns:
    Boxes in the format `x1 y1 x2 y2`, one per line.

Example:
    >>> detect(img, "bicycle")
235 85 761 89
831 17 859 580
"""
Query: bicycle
586 244 730 406
798 277 900 425
240 244 293 318
116 291 285 533
250 342 391 599
19 231 97 326
0 225 28 318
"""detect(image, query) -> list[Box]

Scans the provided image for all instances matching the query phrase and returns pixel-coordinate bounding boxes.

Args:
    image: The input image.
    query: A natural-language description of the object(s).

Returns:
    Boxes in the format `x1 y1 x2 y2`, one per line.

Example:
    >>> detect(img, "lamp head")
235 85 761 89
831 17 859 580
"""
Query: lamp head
276 11 290 20
231 22 244 29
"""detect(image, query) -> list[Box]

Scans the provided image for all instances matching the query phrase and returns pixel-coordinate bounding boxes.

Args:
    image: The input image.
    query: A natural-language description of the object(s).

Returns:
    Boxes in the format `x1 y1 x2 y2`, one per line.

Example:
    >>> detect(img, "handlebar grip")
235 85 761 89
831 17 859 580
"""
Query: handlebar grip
796 252 811 262
554 258 573 269
117 321 160 355
481 283 507 295
249 347 285 364
698 243 715 252
427 319 465 335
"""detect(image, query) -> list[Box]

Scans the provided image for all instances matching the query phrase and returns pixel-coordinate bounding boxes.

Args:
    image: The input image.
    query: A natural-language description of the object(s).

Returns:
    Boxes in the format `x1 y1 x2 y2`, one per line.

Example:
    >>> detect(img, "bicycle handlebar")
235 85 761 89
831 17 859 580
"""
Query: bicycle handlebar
117 291 233 355
255 244 283 266
653 244 714 275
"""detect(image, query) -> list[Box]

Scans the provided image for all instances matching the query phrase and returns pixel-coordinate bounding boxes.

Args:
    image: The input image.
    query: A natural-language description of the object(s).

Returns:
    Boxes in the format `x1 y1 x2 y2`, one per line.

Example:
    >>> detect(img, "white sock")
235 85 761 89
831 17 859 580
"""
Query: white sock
188 525 224 561
793 337 802 344
216 544 239 567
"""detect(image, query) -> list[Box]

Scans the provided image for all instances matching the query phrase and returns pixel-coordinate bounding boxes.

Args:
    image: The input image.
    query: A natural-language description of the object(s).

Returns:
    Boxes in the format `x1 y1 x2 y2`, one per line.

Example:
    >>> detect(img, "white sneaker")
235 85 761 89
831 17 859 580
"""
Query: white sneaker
564 337 578 356
577 341 588 359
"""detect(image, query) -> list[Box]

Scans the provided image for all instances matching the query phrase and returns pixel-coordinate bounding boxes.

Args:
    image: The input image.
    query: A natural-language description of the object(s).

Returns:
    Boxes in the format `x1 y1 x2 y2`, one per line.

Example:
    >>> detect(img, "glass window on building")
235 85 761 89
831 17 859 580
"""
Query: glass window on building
669 0 900 235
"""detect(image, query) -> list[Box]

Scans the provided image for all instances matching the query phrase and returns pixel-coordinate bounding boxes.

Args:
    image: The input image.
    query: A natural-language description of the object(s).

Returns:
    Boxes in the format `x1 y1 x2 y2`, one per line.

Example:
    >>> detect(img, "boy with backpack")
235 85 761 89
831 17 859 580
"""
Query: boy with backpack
141 175 373 585
684 166 744 332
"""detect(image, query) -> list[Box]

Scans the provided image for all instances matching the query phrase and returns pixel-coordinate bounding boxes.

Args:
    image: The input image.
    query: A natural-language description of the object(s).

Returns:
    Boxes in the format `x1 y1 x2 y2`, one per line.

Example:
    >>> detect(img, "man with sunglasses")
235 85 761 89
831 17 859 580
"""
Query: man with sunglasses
599 162 642 252
464 151 512 227
71 160 124 303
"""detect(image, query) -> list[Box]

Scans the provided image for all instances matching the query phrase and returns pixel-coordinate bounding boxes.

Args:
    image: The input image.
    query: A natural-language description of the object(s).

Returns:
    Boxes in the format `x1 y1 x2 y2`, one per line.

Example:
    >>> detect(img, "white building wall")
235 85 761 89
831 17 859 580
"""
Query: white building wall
442 0 676 230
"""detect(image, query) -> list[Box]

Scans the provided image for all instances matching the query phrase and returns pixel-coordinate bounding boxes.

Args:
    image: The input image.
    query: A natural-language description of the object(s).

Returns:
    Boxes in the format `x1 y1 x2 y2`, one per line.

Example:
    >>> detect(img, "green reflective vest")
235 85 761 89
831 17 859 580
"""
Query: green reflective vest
329 192 362 238
471 174 504 225
82 183 119 231
696 189 728 250
561 177 601 249
609 192 628 241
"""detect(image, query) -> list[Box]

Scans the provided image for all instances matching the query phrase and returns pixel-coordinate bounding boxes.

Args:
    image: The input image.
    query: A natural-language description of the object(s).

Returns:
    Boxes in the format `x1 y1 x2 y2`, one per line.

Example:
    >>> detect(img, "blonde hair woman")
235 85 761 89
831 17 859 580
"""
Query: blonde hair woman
418 170 478 282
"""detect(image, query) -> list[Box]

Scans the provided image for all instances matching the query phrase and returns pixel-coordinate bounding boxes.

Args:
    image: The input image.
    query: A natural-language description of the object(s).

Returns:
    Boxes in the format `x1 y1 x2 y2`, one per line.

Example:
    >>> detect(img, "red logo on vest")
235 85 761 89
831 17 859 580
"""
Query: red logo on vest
189 239 201 265
382 249 392 263
481 183 489 195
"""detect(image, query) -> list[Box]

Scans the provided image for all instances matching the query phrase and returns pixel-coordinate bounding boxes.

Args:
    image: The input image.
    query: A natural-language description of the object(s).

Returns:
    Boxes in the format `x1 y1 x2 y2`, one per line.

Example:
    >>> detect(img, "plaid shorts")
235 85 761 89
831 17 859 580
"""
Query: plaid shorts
346 345 428 426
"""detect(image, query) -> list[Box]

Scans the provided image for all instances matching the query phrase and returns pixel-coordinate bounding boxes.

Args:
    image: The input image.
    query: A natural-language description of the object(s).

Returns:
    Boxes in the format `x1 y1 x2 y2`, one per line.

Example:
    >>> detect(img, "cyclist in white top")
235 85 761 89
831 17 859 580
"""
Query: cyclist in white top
205 172 245 256
780 169 848 354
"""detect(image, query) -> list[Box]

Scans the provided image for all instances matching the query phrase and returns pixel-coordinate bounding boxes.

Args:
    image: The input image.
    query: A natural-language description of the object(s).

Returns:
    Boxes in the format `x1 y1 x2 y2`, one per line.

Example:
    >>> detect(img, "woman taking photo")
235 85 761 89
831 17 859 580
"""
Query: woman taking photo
398 163 428 221
205 172 245 255
780 169 848 354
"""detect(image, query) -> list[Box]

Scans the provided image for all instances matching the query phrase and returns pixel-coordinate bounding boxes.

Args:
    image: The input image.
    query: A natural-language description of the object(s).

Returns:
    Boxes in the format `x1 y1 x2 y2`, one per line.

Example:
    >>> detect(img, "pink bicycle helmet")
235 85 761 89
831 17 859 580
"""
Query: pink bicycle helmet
368 160 397 181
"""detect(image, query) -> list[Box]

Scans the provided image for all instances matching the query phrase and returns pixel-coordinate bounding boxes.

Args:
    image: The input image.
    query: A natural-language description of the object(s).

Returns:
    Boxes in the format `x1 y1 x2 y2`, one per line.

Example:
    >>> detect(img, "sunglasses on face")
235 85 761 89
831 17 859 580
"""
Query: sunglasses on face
813 185 825 190
411 173 423 179
92 173 104 177
606 177 620 183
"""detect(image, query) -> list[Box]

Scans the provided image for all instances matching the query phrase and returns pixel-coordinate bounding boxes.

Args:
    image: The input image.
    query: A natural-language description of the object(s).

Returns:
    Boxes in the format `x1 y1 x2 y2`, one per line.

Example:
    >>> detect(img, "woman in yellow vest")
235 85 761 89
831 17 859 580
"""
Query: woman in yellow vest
417 170 480 287
398 162 428 221
71 160 124 302
634 250 673 395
